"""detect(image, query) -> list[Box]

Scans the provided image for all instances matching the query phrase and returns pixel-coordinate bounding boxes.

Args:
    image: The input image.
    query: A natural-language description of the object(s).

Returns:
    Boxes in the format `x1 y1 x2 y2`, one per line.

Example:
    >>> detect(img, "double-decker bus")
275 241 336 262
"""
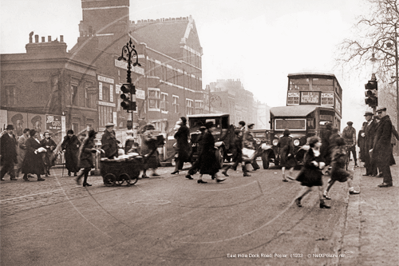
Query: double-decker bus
260 72 343 168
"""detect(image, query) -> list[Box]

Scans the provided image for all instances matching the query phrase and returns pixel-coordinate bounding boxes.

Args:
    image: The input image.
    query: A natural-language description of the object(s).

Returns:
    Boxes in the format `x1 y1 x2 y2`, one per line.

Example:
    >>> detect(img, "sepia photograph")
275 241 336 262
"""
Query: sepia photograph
1 0 398 265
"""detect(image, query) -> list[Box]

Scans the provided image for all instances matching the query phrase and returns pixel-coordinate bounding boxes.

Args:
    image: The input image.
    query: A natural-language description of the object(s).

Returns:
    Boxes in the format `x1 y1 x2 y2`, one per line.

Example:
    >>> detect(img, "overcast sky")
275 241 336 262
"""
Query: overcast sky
0 0 374 130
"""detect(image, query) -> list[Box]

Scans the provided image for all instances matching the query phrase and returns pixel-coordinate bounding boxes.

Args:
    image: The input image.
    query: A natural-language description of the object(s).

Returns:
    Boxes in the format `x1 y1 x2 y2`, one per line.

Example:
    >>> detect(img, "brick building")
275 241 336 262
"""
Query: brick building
0 33 98 142
71 0 204 134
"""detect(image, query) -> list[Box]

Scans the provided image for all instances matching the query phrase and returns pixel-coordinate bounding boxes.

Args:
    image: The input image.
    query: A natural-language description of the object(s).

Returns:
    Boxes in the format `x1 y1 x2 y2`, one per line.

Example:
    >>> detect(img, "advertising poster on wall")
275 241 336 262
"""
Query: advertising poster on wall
7 111 28 137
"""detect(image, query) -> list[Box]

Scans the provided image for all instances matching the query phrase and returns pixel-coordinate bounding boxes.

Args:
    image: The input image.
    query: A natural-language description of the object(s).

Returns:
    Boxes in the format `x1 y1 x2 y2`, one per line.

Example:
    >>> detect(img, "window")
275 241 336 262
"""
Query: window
195 100 203 114
102 84 110 102
99 106 113 127
85 82 96 108
148 88 160 111
160 92 168 112
172 95 179 113
186 99 194 115
4 85 16 106
71 84 78 106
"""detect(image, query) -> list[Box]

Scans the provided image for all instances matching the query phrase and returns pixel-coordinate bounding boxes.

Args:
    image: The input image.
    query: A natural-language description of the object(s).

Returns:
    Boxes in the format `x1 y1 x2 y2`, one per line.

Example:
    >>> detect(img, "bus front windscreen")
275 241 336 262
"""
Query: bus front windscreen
275 119 306 130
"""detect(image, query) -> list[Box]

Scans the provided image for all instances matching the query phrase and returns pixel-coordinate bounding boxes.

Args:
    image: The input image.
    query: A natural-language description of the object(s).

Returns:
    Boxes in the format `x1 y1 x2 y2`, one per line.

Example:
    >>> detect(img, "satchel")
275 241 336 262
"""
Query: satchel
242 147 255 162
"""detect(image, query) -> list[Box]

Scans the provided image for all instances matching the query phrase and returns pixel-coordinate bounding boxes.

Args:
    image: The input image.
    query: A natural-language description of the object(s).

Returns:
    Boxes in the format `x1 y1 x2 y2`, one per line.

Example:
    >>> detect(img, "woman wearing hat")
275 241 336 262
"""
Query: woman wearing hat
295 136 330 209
21 129 46 182
141 124 160 178
197 121 225 183
277 129 296 182
40 131 57 176
172 117 190 175
76 130 98 187
61 129 80 176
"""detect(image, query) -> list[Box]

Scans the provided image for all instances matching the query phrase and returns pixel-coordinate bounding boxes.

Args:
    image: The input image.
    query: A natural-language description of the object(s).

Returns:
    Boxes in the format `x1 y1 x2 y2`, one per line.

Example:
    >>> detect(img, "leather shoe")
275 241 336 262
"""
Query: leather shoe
320 200 331 209
323 194 331 200
83 183 92 187
142 175 149 178
37 178 45 181
171 171 179 174
378 183 392 188
152 173 160 176
349 190 360 195
10 177 17 181
197 179 207 184
185 175 193 180
216 178 226 183
282 179 289 182
243 173 251 177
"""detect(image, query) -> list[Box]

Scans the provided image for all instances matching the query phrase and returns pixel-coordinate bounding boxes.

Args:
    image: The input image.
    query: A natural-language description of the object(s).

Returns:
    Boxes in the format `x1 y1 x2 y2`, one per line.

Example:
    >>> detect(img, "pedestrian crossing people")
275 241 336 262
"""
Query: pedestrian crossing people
0 125 18 181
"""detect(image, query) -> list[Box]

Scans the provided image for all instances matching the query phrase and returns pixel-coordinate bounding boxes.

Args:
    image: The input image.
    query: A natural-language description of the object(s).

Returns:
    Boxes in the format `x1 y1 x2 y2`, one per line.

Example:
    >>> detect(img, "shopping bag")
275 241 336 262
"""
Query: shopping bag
242 148 255 162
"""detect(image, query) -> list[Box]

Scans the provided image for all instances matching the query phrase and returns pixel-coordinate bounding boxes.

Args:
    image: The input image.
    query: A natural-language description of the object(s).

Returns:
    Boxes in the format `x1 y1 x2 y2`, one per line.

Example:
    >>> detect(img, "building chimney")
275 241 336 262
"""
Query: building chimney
35 35 39 43
29 31 34 43
60 35 64 42
41 36 45 42
48 36 52 42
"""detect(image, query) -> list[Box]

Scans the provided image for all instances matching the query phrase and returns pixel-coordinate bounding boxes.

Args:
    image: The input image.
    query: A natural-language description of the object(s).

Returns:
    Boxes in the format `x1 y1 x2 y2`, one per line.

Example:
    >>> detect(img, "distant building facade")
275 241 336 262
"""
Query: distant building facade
206 79 266 127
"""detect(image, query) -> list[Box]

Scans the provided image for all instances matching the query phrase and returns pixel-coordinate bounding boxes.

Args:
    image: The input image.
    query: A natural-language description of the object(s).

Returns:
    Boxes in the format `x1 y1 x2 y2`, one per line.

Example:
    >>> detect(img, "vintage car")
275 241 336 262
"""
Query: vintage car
187 113 232 168
260 105 337 169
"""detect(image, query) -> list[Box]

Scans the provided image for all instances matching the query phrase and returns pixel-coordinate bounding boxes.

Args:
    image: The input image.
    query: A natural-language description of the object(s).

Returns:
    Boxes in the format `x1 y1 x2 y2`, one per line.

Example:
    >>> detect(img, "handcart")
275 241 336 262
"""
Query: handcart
100 156 143 186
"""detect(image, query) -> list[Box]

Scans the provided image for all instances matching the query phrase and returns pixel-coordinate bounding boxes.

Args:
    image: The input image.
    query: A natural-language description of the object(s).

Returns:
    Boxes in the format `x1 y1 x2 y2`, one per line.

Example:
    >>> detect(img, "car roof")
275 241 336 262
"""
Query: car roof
187 113 229 118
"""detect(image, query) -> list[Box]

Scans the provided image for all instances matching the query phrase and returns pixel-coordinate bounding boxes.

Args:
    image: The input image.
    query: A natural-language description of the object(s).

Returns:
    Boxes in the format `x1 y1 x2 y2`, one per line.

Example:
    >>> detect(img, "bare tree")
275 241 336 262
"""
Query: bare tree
337 0 399 83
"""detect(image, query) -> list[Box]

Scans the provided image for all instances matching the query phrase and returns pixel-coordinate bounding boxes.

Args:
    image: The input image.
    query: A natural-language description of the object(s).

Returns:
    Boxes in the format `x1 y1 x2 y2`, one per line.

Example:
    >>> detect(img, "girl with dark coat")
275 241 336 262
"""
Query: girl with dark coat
323 137 360 200
22 129 46 182
172 117 191 174
295 136 330 209
76 130 98 187
278 129 296 182
40 131 57 176
141 124 160 178
61 129 80 176
197 122 225 184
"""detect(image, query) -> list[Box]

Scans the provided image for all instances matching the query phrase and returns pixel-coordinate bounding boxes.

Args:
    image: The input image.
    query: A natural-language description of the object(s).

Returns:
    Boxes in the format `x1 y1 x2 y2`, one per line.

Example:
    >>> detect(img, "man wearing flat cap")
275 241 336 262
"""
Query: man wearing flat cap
1 125 18 181
101 122 120 159
362 111 378 176
371 107 393 187
342 121 358 167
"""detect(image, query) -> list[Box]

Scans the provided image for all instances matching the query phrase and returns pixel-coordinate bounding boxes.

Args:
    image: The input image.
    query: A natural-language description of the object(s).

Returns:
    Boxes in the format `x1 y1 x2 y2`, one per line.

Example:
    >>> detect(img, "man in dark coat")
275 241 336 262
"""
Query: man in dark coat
197 122 225 183
185 126 206 180
320 122 333 166
0 125 18 181
101 123 119 159
40 131 57 176
62 129 80 176
363 112 378 176
371 107 393 187
172 117 190 174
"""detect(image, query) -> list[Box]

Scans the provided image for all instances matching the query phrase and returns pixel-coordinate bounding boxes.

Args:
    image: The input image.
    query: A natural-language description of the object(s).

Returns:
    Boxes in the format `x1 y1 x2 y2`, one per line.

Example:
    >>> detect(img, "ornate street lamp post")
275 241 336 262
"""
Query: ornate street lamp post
118 38 141 129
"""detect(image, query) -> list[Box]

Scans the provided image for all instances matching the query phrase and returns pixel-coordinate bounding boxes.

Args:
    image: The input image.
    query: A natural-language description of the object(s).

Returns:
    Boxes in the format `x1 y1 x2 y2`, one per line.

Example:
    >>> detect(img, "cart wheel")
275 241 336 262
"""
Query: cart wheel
115 175 124 186
103 173 116 187
120 173 130 186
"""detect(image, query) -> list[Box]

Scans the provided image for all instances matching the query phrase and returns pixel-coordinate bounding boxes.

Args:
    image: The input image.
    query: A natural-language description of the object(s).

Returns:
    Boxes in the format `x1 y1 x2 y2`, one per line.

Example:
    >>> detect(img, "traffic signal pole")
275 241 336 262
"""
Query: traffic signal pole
117 38 141 130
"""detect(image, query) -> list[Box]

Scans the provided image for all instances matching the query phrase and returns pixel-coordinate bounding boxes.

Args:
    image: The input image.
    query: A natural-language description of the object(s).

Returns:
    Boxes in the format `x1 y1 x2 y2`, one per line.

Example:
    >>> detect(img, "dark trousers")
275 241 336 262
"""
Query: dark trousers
364 151 377 176
348 145 357 164
0 160 15 179
377 159 392 184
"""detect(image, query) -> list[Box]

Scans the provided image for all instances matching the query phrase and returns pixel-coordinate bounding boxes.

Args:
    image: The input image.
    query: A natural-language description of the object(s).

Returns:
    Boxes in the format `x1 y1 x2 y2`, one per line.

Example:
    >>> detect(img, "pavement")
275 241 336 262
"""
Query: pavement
339 155 399 265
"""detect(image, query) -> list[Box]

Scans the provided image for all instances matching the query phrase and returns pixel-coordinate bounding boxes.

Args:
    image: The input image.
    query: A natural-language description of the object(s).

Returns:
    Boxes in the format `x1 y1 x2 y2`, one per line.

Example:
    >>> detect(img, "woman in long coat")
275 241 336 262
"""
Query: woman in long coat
40 131 57 176
75 129 97 187
295 136 329 209
278 129 296 182
172 117 190 174
141 124 160 178
197 122 225 183
61 129 80 176
22 129 46 181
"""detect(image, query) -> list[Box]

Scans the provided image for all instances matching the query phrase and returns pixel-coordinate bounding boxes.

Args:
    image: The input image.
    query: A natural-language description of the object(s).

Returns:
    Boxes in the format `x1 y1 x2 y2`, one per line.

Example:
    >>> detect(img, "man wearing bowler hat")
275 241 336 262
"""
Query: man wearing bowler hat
101 122 120 159
362 111 378 176
371 106 393 187
342 121 358 167
1 125 18 181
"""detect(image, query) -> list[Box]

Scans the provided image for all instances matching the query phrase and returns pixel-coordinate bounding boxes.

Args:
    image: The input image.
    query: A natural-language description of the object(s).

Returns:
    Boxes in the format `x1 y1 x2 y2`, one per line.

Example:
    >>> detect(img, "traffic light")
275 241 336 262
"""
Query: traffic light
364 78 378 108
120 83 136 111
